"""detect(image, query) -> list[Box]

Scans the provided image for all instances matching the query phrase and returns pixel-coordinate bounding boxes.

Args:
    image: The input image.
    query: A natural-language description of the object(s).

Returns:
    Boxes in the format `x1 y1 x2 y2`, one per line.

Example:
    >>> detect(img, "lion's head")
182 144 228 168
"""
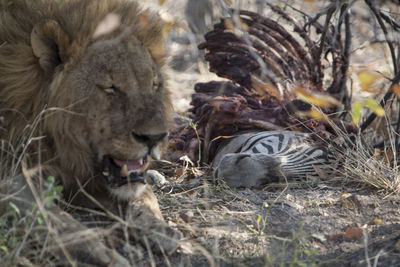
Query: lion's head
0 0 171 202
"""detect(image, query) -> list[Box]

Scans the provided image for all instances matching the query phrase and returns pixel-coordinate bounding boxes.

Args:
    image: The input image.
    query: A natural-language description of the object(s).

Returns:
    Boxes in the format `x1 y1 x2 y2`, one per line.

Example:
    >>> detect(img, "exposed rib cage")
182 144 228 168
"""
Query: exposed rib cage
213 131 336 187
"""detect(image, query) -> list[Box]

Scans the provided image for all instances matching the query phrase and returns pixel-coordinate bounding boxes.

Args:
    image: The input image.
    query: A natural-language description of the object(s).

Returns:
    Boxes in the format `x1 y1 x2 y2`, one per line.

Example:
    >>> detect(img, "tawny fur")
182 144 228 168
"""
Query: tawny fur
0 1 181 262
0 0 172 200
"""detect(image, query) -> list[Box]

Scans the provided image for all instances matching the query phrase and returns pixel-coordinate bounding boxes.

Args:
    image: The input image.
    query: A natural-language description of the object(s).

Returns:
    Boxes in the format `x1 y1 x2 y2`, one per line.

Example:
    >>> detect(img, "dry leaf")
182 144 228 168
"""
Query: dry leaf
392 84 400 99
344 226 363 239
340 192 352 200
295 87 340 108
368 218 383 225
357 69 382 93
296 108 328 122
311 233 326 243
308 109 326 120
363 98 385 116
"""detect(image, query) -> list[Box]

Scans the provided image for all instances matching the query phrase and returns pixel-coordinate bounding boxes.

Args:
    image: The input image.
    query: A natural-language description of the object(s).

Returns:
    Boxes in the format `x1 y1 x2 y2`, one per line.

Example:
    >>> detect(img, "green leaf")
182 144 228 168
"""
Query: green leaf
352 102 363 125
8 202 20 216
363 98 385 116
1 245 8 252
37 214 44 225
189 121 197 130
55 185 64 194
47 176 55 184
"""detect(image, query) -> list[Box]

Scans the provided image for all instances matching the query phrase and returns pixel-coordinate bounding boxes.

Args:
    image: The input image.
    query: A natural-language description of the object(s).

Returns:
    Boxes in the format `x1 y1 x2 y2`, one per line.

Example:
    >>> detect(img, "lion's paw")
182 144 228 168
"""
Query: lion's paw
128 211 182 254
144 170 169 187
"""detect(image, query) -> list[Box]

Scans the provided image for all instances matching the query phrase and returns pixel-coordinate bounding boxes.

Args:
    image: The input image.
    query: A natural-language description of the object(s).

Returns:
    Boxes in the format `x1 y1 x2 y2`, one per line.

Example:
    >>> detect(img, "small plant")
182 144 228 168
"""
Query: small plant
43 176 63 208
246 214 267 236
0 175 63 265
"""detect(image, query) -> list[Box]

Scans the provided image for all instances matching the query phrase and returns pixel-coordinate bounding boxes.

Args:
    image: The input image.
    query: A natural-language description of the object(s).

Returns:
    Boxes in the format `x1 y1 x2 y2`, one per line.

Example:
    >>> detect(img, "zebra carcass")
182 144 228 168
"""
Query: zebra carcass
169 7 356 187
212 131 336 187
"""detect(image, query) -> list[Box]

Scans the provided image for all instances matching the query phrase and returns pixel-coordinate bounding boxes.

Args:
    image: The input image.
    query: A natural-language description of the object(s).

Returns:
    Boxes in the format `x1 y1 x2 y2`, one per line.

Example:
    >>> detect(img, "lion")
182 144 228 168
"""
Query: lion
0 0 180 265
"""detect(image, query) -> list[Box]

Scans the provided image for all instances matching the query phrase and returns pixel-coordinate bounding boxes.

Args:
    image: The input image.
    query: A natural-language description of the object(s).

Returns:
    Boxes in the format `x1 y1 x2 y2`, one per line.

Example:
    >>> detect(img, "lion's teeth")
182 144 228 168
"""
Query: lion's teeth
102 171 109 176
120 164 128 177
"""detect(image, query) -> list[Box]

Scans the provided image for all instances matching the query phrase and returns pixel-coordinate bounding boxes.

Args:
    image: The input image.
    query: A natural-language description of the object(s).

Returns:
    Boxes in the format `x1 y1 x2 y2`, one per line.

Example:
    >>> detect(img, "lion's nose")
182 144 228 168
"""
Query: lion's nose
132 132 167 149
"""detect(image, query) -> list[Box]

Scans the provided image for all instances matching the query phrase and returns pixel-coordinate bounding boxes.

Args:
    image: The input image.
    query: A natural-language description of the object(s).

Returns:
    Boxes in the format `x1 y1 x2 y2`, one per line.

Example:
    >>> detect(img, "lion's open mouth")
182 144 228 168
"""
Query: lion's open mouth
102 156 147 187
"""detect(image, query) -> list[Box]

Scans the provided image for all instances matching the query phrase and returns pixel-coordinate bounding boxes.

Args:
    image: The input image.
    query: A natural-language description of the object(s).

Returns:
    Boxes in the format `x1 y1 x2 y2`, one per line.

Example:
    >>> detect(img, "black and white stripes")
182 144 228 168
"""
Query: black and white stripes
213 131 336 187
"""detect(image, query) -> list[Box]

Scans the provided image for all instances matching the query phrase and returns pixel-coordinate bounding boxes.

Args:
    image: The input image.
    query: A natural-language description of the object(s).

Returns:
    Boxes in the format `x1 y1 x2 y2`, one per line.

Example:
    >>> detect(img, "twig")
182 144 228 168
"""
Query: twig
317 3 337 62
361 0 400 133
365 0 398 73
379 9 400 31
339 4 352 112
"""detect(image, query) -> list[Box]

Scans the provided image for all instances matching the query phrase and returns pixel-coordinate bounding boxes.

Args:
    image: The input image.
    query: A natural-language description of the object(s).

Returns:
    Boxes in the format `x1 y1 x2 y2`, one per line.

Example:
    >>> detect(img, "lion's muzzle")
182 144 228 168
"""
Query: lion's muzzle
102 156 148 188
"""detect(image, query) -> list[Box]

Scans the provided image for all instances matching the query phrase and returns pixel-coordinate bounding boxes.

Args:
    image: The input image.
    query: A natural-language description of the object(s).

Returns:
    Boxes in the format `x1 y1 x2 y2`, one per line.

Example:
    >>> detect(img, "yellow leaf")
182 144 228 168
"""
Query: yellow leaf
308 109 326 120
391 84 400 99
295 87 340 108
363 98 385 117
352 102 363 125
296 108 328 121
158 0 166 5
357 69 382 93
373 218 383 225
256 215 261 224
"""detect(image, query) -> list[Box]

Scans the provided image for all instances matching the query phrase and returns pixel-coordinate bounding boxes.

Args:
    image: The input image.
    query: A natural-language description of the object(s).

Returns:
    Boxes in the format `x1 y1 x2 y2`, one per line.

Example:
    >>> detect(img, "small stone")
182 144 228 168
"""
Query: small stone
180 210 194 223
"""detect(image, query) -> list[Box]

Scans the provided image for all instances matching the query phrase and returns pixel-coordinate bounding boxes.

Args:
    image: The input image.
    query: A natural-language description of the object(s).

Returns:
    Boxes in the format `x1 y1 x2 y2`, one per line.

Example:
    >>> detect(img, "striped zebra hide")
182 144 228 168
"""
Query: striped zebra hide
213 131 336 188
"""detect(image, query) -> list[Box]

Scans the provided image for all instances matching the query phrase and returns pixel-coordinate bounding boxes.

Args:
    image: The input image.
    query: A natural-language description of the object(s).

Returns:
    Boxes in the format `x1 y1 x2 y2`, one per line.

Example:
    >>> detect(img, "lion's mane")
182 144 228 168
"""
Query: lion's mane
0 0 168 188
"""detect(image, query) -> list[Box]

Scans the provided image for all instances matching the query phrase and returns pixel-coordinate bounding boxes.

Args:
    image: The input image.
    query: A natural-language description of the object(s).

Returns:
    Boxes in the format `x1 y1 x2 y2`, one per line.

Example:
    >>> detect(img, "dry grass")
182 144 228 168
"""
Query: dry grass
1 0 400 266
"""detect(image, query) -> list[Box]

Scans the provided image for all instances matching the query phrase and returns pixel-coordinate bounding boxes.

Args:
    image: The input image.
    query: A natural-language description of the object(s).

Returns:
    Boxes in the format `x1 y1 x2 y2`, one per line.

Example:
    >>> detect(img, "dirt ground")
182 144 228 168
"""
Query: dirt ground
146 171 400 266
139 1 400 266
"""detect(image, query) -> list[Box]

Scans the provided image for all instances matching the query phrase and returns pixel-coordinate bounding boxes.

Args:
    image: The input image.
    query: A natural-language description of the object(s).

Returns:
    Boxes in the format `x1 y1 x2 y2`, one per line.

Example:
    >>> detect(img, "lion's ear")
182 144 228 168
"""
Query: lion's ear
31 20 69 74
